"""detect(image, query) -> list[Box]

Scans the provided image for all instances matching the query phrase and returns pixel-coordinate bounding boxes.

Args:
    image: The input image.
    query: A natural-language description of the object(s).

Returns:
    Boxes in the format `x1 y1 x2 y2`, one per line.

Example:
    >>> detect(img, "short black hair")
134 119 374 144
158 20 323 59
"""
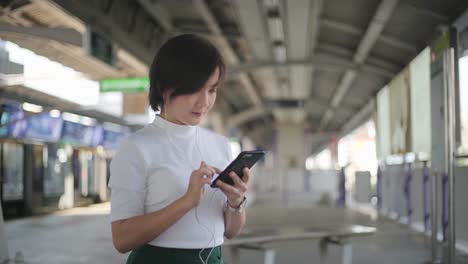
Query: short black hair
148 34 226 112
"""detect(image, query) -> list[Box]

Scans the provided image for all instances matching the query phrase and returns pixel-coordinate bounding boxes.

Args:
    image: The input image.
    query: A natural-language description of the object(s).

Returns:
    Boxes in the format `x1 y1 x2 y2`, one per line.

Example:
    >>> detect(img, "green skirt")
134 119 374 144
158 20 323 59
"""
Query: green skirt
126 244 224 264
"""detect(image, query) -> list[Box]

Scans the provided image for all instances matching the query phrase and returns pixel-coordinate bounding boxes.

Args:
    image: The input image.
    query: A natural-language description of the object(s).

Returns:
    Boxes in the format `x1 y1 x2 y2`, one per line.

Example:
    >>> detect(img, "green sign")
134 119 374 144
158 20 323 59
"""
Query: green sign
99 78 149 93
431 30 450 58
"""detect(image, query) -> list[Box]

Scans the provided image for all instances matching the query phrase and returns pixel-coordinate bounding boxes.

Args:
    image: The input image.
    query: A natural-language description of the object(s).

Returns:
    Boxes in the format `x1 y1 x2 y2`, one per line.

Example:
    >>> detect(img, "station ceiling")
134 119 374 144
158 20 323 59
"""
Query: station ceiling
1 0 467 149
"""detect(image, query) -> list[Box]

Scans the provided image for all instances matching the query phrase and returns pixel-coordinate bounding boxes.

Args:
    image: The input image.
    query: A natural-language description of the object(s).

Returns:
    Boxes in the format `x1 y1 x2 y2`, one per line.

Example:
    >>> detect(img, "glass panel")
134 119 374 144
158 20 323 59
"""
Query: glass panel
87 152 96 196
32 145 44 193
459 56 468 153
43 144 64 197
2 142 24 200
79 150 88 196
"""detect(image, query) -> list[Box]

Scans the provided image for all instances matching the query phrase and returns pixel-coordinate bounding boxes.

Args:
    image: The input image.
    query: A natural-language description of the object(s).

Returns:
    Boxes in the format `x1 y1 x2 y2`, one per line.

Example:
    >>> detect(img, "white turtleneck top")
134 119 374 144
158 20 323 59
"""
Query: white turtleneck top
109 115 232 249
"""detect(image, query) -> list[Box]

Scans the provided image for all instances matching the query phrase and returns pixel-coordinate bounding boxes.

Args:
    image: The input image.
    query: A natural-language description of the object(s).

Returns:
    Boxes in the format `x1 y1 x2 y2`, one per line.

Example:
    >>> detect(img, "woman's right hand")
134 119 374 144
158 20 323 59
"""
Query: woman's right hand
183 161 220 208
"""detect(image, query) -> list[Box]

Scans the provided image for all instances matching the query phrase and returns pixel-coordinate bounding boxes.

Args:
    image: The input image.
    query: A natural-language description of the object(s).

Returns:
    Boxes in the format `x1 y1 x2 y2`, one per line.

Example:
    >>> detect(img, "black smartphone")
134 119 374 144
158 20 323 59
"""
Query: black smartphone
210 150 265 188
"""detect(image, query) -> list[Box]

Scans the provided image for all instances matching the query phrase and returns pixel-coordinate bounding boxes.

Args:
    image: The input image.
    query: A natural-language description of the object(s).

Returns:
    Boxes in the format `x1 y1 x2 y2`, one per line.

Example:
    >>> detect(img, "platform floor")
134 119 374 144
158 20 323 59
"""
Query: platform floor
3 200 467 263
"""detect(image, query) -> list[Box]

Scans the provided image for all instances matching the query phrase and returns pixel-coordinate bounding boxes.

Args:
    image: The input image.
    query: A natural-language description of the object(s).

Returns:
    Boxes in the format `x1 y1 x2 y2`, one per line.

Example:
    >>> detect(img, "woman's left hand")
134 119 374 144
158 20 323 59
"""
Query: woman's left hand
216 167 250 208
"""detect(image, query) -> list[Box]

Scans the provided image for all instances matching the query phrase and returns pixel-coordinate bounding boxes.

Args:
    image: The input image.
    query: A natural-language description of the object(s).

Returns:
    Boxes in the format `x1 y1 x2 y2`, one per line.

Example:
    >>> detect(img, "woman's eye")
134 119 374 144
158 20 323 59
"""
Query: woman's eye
210 89 218 94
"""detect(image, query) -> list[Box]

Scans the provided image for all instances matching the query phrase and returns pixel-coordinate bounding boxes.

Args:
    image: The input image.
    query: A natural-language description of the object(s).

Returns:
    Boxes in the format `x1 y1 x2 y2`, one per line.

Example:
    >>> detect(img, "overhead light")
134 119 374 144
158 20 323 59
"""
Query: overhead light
62 111 96 126
264 0 279 9
49 109 61 118
22 102 43 113
273 44 286 63
385 154 404 165
267 17 284 41
80 116 96 126
62 112 81 123
103 122 121 132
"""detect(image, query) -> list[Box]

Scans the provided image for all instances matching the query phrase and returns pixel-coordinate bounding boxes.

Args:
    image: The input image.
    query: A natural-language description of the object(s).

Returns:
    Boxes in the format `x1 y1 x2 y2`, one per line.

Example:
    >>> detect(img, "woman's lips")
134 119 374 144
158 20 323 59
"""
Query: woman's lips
191 112 202 117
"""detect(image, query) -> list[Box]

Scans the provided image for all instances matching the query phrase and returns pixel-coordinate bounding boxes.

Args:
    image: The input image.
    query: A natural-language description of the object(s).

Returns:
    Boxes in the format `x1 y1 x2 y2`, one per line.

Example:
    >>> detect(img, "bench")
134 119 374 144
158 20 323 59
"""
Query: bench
224 225 376 264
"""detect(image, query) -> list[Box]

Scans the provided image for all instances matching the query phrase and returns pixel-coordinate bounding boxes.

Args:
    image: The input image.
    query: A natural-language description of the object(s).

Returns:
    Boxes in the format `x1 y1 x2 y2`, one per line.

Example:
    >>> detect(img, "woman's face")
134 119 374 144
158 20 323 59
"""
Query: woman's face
162 67 220 126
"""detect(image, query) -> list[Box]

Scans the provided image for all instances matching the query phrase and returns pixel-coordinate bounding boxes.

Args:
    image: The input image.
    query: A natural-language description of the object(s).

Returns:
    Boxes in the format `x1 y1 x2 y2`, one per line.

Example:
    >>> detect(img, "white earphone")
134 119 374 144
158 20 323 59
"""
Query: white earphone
161 94 220 264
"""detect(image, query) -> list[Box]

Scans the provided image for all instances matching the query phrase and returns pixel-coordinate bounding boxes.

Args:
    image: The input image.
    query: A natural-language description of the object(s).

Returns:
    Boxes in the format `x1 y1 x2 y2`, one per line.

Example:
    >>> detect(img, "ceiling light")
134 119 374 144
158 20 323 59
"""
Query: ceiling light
264 0 279 9
49 109 61 118
267 17 284 41
62 112 81 123
22 102 43 113
273 45 286 63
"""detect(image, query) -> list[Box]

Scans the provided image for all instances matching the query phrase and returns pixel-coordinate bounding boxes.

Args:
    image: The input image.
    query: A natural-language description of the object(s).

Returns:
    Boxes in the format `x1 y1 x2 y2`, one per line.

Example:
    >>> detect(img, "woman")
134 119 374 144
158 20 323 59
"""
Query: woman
109 34 249 264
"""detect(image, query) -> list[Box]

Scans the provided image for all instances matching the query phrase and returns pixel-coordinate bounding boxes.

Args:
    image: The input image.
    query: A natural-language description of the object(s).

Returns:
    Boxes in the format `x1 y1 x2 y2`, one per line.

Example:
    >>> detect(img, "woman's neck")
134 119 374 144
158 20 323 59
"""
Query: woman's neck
159 111 185 125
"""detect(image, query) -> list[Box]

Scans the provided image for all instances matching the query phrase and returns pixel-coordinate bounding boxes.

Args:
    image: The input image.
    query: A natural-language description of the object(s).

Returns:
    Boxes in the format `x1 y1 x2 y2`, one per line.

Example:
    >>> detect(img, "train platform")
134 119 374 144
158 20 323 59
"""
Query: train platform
5 200 466 264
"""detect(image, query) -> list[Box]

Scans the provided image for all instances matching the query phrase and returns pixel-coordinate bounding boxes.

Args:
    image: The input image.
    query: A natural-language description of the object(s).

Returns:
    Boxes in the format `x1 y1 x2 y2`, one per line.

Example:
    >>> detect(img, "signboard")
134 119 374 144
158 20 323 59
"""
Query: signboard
89 30 115 66
102 126 130 149
102 130 123 149
99 78 149 93
24 112 63 142
91 125 104 147
61 121 89 146
0 103 27 138
123 92 149 114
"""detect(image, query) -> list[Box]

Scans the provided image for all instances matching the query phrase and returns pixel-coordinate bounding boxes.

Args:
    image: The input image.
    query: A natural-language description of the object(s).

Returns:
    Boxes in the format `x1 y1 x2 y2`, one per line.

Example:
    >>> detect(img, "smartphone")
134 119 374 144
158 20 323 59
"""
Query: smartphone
210 150 265 188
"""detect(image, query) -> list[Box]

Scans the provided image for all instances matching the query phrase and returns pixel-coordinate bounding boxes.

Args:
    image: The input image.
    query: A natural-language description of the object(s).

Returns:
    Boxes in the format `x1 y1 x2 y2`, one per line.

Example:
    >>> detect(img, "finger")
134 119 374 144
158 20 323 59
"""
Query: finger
198 175 212 186
229 173 248 192
201 162 217 175
217 180 242 196
199 168 215 179
242 167 250 184
202 177 211 185
213 167 222 174
207 166 216 176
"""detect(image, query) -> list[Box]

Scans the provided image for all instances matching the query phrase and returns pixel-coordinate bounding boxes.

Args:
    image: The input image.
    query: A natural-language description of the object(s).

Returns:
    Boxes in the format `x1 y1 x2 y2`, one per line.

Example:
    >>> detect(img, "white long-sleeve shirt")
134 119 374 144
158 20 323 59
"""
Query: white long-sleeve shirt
109 115 232 248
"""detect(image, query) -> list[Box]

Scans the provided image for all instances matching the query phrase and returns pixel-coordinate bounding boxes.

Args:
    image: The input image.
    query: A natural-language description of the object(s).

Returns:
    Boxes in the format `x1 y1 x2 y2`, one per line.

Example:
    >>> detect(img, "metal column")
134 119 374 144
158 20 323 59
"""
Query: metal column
429 47 458 264
430 170 440 263
443 48 456 264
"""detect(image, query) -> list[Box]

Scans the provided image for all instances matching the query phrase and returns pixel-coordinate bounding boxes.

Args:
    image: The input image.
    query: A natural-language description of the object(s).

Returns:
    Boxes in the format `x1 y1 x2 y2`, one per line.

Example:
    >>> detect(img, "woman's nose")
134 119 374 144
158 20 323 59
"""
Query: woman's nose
196 91 210 107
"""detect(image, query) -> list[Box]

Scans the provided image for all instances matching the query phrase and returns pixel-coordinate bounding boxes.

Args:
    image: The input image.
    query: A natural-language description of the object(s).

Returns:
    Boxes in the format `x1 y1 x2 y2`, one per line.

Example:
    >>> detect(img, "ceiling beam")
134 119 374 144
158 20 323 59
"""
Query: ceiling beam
305 0 323 99
0 85 131 126
226 51 399 78
192 0 261 106
0 34 123 79
318 0 400 131
0 23 82 46
401 3 449 22
283 0 323 112
308 0 323 57
54 0 153 65
321 17 417 53
232 0 282 107
232 0 271 60
226 105 267 130
223 96 356 129
137 0 174 33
